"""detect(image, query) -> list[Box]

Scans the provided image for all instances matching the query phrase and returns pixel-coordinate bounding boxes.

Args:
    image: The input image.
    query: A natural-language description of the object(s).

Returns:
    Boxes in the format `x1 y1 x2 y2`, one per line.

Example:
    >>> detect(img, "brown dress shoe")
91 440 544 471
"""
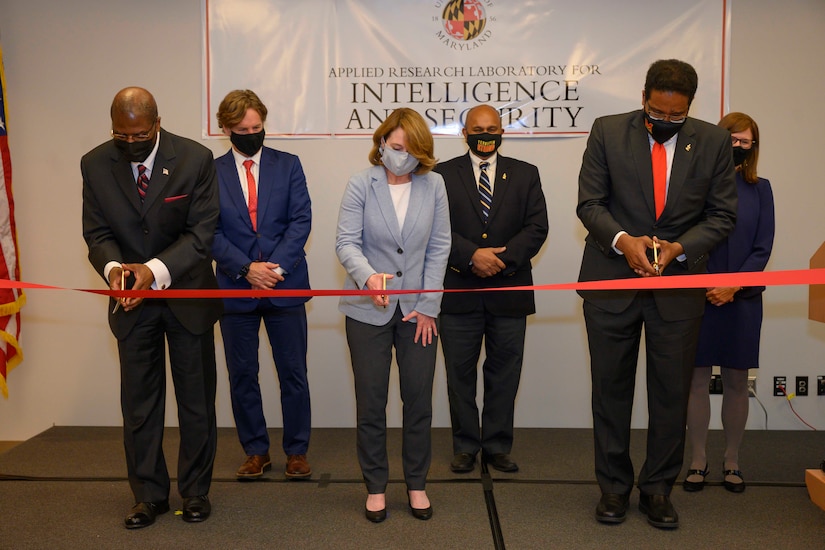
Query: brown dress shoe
236 454 271 478
285 454 312 478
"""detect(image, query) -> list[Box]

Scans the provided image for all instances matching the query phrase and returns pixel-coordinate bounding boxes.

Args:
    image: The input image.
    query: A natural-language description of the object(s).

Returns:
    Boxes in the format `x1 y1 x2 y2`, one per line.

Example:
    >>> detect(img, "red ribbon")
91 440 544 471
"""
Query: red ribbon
1 268 823 299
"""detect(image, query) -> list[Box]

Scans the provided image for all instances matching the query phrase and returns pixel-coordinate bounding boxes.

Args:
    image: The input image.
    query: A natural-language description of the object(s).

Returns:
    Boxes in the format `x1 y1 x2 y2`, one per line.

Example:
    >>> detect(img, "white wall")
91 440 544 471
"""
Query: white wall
0 0 823 440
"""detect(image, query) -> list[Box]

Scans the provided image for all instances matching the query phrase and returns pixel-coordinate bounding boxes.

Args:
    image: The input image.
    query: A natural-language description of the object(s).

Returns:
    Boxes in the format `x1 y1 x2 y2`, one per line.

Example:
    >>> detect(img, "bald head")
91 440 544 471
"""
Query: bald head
110 87 158 124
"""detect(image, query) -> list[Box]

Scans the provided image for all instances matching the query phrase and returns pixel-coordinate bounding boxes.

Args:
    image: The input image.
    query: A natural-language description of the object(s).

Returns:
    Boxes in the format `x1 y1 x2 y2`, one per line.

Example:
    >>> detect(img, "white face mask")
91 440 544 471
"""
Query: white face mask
380 139 419 176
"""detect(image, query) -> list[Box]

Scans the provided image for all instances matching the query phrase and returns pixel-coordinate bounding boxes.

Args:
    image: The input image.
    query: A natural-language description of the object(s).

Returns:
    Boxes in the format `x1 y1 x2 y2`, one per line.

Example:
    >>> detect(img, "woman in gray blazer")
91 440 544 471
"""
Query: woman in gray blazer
336 108 451 523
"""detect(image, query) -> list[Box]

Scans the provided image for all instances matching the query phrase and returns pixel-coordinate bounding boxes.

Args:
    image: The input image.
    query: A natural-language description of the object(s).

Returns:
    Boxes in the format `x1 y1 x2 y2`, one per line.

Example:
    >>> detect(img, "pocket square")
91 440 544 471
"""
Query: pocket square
164 194 188 203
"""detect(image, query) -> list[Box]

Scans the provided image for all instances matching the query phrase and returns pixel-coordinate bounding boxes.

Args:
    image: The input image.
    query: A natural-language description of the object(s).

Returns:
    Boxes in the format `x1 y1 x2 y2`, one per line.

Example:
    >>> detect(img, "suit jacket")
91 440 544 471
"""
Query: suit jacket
81 129 223 339
576 110 737 321
336 165 451 326
212 147 312 311
434 153 548 316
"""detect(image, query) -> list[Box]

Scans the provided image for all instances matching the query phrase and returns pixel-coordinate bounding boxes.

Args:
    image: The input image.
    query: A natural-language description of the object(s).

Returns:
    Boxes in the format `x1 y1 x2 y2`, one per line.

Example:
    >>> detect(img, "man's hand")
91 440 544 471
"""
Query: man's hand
470 247 506 278
119 262 155 311
706 286 739 306
246 262 285 290
616 235 684 277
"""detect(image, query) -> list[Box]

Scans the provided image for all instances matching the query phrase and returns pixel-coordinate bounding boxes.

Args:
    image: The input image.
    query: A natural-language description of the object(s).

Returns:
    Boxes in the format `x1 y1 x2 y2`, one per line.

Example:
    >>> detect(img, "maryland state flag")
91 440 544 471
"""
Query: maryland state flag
0 43 25 397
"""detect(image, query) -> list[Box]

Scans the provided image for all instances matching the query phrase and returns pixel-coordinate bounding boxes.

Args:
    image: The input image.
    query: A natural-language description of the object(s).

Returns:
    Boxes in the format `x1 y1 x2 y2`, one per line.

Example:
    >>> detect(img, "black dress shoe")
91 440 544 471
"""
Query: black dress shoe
182 495 211 523
124 500 169 529
450 452 477 473
483 453 519 472
364 507 387 523
638 493 679 529
595 493 629 524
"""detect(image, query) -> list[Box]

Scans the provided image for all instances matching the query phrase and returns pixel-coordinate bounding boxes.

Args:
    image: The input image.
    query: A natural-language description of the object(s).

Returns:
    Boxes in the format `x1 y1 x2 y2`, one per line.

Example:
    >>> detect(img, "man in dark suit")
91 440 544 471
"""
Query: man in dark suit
212 90 313 480
82 87 222 528
435 104 548 474
577 60 737 529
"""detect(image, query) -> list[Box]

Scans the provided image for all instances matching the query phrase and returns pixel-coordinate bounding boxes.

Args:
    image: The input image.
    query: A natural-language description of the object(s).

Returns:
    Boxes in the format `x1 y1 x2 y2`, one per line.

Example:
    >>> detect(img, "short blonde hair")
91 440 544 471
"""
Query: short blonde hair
368 108 436 174
216 90 268 130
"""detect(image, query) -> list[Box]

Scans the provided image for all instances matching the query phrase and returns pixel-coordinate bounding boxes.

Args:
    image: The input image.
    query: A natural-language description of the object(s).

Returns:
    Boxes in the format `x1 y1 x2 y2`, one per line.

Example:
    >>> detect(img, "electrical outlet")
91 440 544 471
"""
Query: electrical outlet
797 376 809 397
774 376 786 397
747 376 757 396
708 374 723 394
818 376 825 396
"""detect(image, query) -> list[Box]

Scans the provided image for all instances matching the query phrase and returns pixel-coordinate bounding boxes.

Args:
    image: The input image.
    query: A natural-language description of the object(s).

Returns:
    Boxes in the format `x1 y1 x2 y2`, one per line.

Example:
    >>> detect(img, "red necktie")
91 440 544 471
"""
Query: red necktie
652 142 667 219
137 164 149 203
243 159 258 231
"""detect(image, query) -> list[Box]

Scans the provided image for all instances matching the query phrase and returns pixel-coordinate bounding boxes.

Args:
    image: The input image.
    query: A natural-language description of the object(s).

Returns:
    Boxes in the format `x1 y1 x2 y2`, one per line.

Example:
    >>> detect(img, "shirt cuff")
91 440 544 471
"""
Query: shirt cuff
145 258 171 290
103 261 121 281
611 231 627 255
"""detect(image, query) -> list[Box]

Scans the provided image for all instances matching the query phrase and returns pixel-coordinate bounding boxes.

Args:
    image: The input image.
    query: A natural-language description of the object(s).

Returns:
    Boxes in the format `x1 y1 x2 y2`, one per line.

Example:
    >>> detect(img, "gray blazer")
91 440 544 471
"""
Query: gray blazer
336 165 451 326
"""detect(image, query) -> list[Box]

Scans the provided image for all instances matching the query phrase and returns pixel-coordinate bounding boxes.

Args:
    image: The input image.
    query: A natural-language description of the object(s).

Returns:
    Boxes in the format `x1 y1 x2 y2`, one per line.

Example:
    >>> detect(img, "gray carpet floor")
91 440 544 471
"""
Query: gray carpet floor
0 427 824 549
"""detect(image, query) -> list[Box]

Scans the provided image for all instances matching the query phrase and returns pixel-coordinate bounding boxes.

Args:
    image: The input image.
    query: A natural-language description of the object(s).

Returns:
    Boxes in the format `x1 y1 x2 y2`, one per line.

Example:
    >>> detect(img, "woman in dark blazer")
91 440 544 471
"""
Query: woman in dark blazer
336 108 450 522
684 112 775 493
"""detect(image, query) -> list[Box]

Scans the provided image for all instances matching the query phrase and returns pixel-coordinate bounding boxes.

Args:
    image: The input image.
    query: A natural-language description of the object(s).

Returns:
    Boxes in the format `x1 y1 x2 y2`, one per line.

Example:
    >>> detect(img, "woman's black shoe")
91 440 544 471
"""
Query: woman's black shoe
723 467 746 493
683 464 709 492
365 507 387 523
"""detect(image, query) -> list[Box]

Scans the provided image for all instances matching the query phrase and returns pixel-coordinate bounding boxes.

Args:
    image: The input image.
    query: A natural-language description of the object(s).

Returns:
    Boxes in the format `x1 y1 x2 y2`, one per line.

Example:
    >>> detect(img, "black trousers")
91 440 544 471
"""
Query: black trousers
440 309 526 456
345 307 436 493
584 292 700 496
118 300 217 503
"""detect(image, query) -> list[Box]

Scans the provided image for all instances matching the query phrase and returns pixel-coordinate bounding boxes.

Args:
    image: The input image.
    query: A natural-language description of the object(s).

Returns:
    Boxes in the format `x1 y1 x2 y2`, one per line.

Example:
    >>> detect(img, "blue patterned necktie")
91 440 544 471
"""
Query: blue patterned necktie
478 162 492 220
137 164 149 203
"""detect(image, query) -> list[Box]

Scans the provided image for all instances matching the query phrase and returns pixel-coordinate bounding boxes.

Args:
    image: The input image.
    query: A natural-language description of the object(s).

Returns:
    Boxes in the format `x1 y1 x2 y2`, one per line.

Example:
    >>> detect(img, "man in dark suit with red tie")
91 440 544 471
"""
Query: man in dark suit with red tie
577 59 737 529
434 104 548 474
82 87 222 528
211 90 313 481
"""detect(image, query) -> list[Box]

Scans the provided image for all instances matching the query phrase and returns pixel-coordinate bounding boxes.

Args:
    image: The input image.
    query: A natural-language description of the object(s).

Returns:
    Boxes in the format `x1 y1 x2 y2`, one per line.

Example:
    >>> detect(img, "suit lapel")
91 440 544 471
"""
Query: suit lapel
487 155 510 225
371 170 403 248
256 148 276 226
110 151 142 213
217 151 252 229
401 174 423 241
630 114 657 219
457 153 486 224
142 130 174 215
667 120 698 212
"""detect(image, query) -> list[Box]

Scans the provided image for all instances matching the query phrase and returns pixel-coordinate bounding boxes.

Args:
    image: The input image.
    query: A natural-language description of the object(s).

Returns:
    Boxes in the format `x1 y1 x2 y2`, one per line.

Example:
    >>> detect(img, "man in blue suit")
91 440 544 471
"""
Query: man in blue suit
212 90 313 480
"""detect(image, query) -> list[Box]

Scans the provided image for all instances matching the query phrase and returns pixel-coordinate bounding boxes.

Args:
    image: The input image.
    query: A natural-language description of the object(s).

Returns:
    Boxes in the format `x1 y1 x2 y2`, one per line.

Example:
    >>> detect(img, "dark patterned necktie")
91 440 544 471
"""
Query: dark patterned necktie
137 164 149 203
478 162 492 220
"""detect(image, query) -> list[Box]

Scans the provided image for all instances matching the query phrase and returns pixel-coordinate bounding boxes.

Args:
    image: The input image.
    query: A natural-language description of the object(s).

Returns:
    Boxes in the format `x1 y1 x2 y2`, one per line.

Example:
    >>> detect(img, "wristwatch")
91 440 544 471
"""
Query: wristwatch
238 263 251 278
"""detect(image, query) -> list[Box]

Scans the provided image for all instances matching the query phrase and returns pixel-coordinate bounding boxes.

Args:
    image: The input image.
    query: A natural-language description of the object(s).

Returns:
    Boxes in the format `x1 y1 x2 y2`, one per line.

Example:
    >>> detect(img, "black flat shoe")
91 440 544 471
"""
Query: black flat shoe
639 493 679 529
365 507 387 523
124 500 170 529
595 493 629 524
450 452 477 473
683 464 709 492
182 495 211 523
723 467 746 493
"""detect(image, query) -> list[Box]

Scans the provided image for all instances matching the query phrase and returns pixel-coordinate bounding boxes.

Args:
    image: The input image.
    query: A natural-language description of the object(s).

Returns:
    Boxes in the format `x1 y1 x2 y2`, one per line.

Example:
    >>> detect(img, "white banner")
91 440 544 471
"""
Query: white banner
204 0 730 138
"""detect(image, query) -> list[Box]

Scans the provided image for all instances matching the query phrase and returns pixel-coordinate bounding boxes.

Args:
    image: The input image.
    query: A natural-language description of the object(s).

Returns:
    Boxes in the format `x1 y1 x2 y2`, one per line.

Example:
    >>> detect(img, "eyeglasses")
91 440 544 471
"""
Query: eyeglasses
645 103 686 124
731 136 755 148
111 121 157 142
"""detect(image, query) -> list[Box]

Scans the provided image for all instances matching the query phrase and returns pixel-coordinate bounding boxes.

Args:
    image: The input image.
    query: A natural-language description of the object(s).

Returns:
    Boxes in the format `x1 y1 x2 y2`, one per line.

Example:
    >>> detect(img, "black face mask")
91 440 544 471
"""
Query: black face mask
466 132 502 158
230 129 265 157
644 112 683 144
114 137 155 163
732 145 749 167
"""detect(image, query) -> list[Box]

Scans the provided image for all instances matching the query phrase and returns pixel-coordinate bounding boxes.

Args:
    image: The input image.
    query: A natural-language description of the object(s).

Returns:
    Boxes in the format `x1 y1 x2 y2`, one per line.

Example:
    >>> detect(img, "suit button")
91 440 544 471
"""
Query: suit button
142 227 149 234
396 271 402 277
397 248 403 254
481 233 488 239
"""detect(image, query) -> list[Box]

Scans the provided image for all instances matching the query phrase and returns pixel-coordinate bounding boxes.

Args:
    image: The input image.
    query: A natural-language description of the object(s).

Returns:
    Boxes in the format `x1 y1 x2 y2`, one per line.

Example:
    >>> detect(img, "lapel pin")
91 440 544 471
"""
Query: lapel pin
162 168 169 176
685 144 692 152
502 173 507 180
